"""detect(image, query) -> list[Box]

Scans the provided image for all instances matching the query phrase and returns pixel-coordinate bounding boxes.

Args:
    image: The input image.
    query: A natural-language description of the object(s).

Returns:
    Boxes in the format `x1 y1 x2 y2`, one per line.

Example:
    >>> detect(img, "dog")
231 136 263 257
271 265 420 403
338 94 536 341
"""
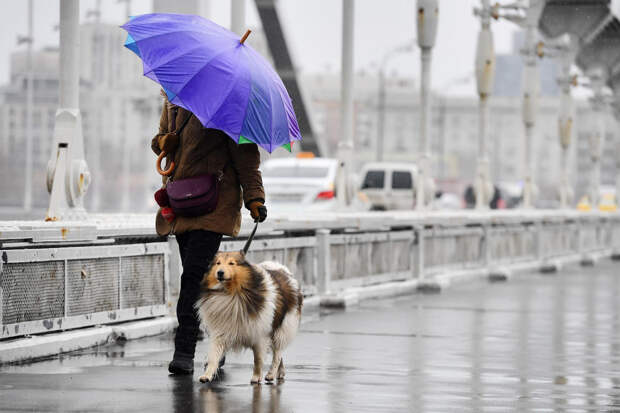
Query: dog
195 251 303 384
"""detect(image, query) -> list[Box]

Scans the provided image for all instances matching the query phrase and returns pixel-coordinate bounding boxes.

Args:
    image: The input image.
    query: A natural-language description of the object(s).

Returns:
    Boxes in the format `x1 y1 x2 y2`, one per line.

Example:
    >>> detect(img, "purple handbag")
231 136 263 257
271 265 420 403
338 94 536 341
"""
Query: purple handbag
166 173 221 217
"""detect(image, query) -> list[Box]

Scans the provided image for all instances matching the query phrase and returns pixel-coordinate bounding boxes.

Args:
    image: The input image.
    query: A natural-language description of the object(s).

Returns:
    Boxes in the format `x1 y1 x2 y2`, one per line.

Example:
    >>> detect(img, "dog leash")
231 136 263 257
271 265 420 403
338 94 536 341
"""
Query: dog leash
242 221 259 255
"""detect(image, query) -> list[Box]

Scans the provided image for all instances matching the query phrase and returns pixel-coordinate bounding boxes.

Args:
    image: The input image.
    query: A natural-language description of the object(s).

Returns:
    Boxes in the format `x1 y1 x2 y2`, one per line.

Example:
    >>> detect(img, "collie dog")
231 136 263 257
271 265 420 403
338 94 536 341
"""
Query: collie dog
196 251 303 384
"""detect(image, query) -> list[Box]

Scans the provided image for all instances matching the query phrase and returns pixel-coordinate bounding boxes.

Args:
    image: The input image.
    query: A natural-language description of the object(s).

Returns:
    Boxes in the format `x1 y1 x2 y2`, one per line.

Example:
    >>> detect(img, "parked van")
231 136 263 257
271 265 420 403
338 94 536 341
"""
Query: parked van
359 162 420 210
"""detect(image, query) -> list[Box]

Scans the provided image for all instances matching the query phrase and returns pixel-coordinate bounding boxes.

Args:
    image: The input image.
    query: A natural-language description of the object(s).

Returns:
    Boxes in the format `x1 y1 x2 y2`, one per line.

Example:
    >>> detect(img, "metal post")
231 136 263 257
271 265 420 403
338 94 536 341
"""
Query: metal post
557 46 575 208
118 0 131 20
316 229 331 294
588 67 606 209
337 0 355 208
477 95 491 210
200 0 212 18
416 0 438 210
417 49 432 210
414 225 425 280
474 0 495 210
376 69 386 162
520 0 545 209
23 0 34 211
59 1 79 110
119 1 132 212
231 0 246 35
46 0 90 221
616 121 620 209
558 36 577 208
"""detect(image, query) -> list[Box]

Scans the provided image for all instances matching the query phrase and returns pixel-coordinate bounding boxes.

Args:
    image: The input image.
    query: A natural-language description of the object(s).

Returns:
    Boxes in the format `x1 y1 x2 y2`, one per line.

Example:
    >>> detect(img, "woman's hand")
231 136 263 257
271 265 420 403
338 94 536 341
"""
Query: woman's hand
248 200 267 222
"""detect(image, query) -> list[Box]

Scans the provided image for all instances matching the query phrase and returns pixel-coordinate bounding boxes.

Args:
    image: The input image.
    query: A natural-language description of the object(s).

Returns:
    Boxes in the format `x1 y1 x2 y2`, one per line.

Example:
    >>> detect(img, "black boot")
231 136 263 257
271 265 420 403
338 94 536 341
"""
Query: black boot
168 350 195 375
169 326 198 375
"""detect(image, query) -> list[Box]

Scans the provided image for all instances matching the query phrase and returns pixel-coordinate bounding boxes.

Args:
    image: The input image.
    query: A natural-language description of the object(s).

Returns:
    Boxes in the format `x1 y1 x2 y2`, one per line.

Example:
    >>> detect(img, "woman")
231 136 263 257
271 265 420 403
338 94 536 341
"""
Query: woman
152 95 267 375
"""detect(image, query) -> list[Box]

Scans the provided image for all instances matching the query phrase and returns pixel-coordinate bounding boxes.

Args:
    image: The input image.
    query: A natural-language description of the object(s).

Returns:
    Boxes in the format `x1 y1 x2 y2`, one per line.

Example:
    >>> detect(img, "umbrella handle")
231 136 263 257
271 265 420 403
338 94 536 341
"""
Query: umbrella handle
157 151 175 176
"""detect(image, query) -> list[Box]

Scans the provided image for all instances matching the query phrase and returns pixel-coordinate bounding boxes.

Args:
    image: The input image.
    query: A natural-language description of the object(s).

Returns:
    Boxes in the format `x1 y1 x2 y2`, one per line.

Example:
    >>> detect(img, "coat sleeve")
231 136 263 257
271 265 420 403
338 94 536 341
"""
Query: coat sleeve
151 104 168 155
227 140 265 207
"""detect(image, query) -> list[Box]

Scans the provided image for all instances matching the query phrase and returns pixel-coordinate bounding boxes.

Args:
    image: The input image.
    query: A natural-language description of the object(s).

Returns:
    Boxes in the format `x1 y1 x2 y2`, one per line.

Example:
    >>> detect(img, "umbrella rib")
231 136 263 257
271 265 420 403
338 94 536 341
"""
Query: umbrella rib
142 43 205 76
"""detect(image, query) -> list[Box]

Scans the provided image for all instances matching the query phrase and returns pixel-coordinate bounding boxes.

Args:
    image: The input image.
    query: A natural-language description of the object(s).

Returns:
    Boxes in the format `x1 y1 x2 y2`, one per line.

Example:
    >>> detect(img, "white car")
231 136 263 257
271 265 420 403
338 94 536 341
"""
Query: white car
359 162 421 210
262 157 340 213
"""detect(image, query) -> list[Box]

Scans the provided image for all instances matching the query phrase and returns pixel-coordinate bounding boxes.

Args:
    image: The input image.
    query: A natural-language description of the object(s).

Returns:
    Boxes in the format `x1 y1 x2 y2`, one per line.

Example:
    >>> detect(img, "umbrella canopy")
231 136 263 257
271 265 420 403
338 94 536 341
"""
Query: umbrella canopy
121 13 301 152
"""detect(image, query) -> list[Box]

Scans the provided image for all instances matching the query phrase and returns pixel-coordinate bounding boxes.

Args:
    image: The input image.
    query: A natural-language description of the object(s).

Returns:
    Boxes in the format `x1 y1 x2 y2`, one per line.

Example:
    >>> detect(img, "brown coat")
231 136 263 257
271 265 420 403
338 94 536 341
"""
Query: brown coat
151 104 264 237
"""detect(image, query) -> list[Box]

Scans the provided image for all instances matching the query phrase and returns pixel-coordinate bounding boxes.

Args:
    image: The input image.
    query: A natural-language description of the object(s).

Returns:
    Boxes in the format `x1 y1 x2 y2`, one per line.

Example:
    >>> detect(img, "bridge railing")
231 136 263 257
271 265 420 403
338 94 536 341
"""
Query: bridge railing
1 210 619 340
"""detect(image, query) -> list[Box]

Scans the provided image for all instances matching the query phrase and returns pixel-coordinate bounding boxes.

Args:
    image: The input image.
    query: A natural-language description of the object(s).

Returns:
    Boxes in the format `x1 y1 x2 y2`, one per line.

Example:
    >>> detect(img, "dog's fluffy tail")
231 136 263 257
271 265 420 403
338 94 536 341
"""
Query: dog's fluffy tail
259 261 293 277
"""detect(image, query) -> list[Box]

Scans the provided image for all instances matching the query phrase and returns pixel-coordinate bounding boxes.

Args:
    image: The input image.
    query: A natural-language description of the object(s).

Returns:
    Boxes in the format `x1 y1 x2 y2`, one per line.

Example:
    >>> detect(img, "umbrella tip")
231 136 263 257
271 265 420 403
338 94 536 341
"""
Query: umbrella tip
240 29 251 45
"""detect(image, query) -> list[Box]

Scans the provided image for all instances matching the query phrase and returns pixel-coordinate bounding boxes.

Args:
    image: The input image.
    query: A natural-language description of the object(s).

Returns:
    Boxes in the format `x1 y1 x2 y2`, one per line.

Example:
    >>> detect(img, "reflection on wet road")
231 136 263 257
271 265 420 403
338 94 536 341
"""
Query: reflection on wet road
1 260 620 412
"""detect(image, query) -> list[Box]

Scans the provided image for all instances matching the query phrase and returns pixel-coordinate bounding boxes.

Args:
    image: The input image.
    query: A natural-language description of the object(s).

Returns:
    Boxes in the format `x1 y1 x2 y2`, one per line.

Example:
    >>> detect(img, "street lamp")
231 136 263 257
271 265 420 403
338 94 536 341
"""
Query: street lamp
416 0 439 210
585 67 608 208
17 0 34 211
541 34 578 209
376 42 415 162
46 0 91 221
474 0 546 209
473 0 496 210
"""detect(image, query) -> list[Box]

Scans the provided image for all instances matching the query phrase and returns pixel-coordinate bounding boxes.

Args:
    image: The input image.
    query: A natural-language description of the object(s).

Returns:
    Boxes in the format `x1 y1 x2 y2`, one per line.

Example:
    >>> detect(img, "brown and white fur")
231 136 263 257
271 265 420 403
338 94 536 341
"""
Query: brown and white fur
195 251 303 384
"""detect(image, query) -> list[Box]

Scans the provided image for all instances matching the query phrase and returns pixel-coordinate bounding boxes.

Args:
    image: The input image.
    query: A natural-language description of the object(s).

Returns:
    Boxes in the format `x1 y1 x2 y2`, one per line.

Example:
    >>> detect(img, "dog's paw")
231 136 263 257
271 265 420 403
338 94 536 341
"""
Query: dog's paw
250 375 262 384
264 373 275 383
199 374 211 383
277 371 285 381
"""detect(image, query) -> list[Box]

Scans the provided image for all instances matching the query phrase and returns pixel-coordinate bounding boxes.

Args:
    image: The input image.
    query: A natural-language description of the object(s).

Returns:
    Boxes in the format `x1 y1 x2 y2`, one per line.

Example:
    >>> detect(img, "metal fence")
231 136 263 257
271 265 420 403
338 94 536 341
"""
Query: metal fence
1 211 619 340
1 243 169 339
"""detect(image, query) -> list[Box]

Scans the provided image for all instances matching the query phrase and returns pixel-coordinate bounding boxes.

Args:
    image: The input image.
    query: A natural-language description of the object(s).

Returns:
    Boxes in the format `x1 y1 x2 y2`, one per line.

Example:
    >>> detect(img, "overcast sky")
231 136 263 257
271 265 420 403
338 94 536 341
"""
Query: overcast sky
1 0 619 96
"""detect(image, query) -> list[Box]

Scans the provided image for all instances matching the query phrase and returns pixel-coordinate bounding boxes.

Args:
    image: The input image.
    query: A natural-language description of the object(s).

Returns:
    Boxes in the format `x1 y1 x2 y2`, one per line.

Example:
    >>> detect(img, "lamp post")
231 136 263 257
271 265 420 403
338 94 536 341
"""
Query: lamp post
474 1 545 209
554 36 577 209
337 0 355 208
609 76 620 208
473 0 496 210
231 0 246 35
586 66 607 208
46 0 91 221
416 0 438 210
520 0 545 209
376 42 415 162
17 0 34 211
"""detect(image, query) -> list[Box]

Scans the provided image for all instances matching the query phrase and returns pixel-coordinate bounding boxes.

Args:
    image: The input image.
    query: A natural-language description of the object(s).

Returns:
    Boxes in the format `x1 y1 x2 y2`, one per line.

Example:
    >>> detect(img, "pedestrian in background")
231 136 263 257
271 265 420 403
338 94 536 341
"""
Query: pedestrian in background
151 94 267 375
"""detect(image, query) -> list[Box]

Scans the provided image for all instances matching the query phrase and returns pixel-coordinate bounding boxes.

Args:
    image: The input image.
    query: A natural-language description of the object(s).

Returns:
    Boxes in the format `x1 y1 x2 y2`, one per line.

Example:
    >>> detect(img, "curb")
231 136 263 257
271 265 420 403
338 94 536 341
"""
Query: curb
0 317 176 365
319 251 615 309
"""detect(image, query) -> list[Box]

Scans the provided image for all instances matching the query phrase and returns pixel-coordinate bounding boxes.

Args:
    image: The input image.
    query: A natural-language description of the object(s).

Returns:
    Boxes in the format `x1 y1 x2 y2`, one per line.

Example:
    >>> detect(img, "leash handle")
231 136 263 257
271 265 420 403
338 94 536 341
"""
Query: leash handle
242 221 259 255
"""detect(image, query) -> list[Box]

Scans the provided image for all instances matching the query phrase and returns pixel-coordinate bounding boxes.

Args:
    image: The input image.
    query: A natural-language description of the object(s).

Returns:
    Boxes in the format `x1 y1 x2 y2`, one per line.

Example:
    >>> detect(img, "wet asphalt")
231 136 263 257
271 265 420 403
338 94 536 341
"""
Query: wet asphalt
1 260 620 412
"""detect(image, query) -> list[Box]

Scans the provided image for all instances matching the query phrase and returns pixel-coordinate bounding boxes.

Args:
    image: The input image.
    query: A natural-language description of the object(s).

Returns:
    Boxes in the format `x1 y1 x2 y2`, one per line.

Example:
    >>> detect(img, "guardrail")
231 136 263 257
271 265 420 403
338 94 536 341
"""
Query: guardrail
1 210 619 340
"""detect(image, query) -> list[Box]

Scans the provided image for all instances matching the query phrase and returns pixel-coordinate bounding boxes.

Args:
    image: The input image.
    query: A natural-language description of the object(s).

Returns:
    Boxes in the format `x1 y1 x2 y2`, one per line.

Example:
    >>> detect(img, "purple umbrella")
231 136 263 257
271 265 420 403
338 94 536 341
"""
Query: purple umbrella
121 13 301 153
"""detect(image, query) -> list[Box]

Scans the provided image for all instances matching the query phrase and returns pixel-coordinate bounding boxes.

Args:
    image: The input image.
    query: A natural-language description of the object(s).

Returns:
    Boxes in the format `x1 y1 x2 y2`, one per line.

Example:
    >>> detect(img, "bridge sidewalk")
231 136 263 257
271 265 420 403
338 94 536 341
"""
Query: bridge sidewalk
1 260 619 412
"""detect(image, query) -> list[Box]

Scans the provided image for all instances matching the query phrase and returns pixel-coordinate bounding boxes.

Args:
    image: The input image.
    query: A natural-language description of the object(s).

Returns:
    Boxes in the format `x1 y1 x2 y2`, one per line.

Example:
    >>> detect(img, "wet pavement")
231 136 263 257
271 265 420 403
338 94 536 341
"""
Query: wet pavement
2 260 620 412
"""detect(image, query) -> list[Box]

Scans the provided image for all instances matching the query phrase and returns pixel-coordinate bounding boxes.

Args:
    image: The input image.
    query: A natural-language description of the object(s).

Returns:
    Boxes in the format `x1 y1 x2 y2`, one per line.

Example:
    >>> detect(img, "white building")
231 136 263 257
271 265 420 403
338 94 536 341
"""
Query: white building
300 70 612 203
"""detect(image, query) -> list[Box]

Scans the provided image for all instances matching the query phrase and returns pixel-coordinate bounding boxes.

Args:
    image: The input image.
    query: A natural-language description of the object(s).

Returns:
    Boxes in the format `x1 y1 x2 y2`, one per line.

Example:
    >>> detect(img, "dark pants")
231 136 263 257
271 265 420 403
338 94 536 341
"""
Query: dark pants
174 229 222 358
